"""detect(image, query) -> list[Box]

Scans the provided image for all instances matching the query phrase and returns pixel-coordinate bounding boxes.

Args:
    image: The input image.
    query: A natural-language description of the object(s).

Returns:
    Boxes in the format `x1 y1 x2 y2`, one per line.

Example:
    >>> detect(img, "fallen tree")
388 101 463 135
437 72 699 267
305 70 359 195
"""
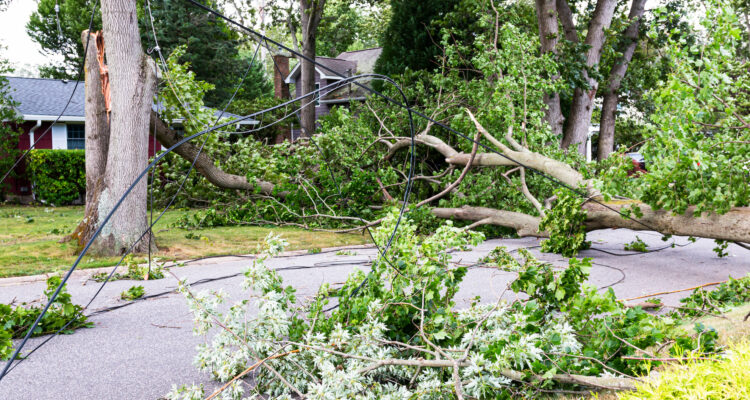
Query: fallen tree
403 110 750 243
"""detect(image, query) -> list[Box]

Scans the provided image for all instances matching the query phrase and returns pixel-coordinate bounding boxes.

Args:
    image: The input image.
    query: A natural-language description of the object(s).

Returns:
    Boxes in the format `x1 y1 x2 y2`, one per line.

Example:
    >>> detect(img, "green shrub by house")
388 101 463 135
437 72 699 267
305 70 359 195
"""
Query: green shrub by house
27 149 85 206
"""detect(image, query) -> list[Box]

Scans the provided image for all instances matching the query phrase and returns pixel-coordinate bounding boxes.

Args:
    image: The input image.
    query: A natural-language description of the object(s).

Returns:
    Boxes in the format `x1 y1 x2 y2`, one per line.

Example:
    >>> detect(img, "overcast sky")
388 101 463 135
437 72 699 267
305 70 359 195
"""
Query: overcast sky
0 0 62 75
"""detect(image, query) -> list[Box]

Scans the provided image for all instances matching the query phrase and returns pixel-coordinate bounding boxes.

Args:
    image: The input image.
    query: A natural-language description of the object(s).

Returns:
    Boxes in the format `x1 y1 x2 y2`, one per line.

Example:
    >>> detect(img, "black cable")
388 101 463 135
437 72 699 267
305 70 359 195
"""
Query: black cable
0 0 99 187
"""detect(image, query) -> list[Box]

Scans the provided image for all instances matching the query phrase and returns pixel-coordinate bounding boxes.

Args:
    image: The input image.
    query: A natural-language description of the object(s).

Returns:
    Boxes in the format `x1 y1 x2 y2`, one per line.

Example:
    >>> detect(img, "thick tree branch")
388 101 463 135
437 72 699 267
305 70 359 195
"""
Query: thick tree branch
150 112 276 195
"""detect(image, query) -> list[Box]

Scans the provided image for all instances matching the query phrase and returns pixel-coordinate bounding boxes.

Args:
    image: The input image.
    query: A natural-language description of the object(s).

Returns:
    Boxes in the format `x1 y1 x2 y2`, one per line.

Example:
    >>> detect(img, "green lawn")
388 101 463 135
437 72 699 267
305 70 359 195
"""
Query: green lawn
0 205 368 278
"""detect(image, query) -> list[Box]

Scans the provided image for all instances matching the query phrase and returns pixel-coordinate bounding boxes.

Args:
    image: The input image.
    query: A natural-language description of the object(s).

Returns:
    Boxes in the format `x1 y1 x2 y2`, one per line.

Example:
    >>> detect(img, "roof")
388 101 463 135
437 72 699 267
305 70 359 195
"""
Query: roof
4 76 256 125
6 77 85 121
336 47 382 75
284 47 382 84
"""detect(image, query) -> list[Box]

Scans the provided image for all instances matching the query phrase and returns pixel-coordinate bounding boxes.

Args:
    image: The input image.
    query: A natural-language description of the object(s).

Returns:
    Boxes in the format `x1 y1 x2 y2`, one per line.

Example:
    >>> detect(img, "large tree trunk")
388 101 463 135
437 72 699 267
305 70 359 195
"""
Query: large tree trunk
431 203 750 243
298 0 326 138
598 0 647 160
535 0 565 136
561 0 617 154
81 0 157 256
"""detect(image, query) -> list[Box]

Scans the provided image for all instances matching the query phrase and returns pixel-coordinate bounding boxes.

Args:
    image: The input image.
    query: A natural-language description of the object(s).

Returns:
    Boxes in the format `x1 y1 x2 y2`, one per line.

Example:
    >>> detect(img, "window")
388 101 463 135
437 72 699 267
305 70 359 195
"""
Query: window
67 124 85 150
315 82 320 105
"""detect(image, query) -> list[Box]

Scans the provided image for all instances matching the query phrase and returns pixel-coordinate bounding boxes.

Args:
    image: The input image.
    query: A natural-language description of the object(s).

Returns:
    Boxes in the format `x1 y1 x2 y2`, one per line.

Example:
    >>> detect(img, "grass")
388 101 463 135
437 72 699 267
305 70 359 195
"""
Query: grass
0 205 368 278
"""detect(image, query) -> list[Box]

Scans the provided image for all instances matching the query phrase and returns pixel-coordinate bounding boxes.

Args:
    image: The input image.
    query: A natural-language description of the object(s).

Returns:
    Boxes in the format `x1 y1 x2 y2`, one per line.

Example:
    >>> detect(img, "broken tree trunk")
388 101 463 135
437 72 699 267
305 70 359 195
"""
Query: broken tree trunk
71 0 157 256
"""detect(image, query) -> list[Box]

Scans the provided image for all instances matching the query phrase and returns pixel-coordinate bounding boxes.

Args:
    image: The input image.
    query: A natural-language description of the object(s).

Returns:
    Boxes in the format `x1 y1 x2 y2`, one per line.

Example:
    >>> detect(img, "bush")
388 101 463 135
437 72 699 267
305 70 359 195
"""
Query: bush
618 339 750 400
27 149 85 205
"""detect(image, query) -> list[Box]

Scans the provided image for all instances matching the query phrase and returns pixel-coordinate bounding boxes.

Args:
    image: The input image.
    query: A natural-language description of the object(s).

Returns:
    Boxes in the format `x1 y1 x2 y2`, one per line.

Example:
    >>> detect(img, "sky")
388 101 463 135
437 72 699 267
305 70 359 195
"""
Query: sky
0 0 61 76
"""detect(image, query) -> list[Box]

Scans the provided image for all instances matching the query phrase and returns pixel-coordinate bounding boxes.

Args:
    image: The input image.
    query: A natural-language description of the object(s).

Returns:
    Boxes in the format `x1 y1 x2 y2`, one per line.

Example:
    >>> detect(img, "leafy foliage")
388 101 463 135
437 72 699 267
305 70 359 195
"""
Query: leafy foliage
539 189 590 257
596 0 750 216
169 213 719 399
90 255 165 282
27 149 86 206
121 285 145 301
624 236 648 252
676 274 750 318
374 0 459 77
142 0 271 106
26 0 103 79
0 53 21 198
0 276 91 360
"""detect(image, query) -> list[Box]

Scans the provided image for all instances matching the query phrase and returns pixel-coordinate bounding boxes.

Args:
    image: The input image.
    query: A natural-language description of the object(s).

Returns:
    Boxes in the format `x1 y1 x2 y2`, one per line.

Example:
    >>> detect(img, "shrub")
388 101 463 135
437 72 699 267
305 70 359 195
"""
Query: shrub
618 340 750 400
27 149 85 205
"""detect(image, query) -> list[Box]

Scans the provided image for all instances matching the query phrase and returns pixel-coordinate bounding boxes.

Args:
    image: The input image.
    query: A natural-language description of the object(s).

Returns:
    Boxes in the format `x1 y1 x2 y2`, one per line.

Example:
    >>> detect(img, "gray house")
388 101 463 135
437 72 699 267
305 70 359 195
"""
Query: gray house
282 47 382 138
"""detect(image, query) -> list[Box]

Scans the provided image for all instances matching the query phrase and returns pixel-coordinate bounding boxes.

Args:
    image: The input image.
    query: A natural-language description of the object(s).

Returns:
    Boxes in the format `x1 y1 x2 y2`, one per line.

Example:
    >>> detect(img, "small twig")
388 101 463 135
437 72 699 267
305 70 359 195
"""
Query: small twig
622 281 726 301
205 349 301 400
620 355 720 362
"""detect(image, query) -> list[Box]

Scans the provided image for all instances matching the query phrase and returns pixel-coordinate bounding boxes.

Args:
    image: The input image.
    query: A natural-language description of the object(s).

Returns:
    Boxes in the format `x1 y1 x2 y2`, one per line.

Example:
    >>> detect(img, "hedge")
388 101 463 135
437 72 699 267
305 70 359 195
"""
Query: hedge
27 150 86 205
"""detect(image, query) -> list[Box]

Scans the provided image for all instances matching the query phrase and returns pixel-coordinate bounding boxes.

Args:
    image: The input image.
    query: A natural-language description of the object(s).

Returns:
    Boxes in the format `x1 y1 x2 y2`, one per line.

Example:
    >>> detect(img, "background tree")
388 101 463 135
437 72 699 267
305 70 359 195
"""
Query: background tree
0 49 21 199
27 0 103 79
298 0 326 137
374 0 459 77
315 0 387 56
140 0 271 106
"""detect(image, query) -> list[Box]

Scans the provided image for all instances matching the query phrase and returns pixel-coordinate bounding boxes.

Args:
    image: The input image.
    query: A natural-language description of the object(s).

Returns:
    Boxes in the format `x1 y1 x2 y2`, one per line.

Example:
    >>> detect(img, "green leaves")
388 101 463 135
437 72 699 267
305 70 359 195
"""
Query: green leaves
26 150 86 206
0 275 91 360
539 188 590 257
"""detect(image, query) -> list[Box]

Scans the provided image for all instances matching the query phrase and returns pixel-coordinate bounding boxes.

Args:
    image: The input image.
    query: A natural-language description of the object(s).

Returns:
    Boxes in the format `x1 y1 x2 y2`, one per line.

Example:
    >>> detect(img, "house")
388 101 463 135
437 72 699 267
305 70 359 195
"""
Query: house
278 47 382 139
2 76 257 198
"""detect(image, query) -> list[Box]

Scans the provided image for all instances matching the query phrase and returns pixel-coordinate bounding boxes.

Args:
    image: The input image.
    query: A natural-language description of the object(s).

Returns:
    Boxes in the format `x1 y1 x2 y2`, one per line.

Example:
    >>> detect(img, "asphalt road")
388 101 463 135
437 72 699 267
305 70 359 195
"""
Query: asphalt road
0 229 747 400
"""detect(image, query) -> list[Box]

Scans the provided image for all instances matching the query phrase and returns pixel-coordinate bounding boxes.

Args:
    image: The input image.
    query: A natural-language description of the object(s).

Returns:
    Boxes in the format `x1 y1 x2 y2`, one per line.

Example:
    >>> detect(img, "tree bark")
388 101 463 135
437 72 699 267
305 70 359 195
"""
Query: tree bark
431 203 750 243
299 0 326 138
66 30 111 247
561 0 618 154
150 112 276 195
535 0 565 135
386 116 750 243
556 0 579 43
83 0 157 256
598 0 647 160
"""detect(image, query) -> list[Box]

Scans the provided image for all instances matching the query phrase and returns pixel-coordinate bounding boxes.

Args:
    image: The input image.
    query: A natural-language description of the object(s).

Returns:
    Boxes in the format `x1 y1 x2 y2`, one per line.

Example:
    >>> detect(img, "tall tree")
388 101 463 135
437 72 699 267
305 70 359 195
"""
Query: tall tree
558 0 618 153
597 0 647 159
374 0 458 77
535 0 565 135
73 0 158 255
299 0 326 137
26 0 103 79
141 0 271 106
